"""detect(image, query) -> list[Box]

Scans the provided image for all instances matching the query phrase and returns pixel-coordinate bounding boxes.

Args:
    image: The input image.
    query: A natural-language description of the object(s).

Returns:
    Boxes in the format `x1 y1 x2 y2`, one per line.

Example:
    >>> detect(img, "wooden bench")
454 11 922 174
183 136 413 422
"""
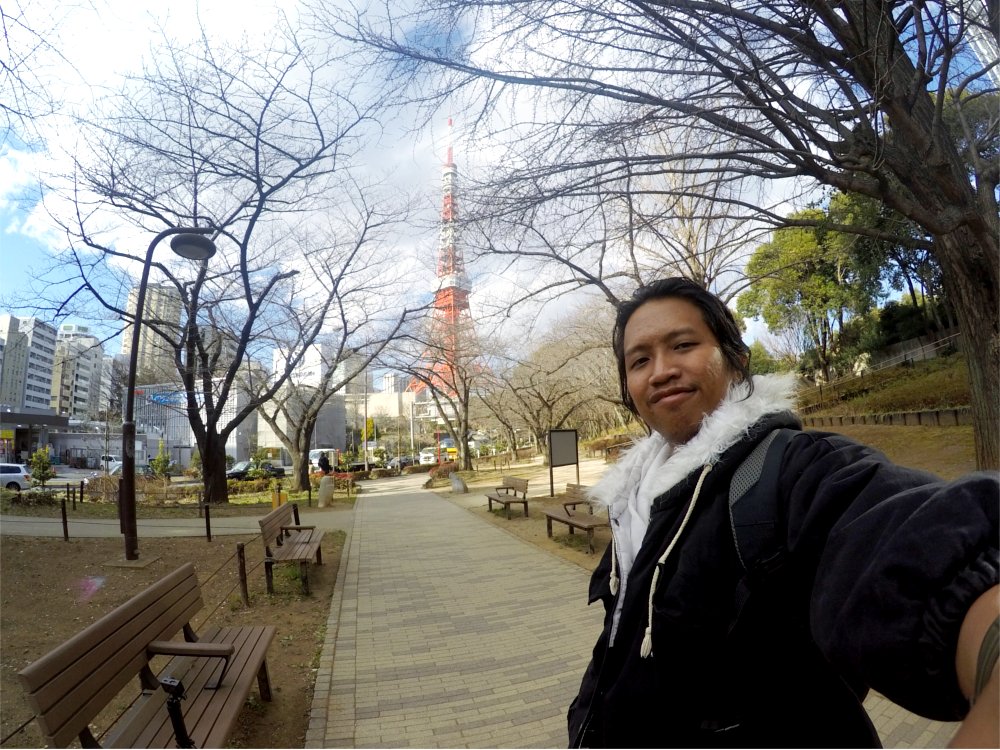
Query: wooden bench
543 505 610 554
259 502 324 595
18 563 274 748
562 483 595 514
485 476 530 520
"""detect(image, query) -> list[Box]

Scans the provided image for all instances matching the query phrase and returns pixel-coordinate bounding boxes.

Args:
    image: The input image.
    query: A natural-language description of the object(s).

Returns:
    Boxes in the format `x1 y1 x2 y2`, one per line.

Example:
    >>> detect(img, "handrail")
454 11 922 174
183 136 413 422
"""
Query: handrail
798 332 962 408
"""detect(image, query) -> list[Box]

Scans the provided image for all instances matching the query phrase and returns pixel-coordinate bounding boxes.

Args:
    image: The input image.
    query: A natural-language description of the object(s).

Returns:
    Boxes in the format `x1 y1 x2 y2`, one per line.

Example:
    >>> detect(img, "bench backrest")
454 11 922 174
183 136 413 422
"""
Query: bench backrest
259 502 296 548
19 563 204 748
501 476 529 495
565 483 590 500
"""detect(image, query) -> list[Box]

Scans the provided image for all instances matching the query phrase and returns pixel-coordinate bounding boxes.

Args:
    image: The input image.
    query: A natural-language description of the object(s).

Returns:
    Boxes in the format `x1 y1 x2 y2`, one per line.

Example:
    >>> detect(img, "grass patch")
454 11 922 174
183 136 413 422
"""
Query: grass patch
801 353 970 416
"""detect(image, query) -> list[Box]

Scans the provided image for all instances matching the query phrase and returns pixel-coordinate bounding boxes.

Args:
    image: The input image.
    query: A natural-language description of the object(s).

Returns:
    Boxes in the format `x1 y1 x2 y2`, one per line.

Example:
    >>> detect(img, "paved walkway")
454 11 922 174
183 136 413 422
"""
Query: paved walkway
307 473 603 748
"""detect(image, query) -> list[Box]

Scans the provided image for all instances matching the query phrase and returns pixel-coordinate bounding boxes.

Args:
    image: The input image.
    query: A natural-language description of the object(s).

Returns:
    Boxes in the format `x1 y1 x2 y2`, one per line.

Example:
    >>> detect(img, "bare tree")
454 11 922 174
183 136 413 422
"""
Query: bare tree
381 312 483 471
320 0 1000 468
253 239 420 491
0 0 79 144
27 21 408 502
478 302 631 458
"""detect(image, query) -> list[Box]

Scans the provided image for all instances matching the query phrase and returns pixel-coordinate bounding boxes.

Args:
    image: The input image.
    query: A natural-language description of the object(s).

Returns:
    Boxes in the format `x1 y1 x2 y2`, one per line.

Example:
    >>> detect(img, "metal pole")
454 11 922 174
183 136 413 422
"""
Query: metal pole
121 226 214 561
237 542 250 607
363 369 369 472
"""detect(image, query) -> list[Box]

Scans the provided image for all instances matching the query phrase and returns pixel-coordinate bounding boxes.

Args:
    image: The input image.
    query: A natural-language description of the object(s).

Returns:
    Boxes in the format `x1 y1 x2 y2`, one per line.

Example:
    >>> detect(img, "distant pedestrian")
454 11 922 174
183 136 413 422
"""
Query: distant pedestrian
317 452 332 475
569 277 998 747
317 452 334 508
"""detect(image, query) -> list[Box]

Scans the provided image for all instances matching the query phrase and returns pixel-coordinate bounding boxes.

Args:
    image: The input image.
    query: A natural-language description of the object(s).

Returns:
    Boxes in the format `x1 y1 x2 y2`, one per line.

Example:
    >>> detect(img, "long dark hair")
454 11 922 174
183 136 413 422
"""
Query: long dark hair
612 278 752 417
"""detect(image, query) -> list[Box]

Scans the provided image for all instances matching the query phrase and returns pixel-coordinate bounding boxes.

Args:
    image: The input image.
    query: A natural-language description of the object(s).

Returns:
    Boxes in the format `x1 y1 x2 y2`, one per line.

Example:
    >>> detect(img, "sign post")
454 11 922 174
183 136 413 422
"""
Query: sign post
548 429 580 496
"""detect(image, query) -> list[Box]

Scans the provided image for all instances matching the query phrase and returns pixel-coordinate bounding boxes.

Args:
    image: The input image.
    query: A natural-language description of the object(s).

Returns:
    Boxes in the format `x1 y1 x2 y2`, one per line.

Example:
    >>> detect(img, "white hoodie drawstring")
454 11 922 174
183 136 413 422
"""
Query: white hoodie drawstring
610 535 620 595
640 463 713 659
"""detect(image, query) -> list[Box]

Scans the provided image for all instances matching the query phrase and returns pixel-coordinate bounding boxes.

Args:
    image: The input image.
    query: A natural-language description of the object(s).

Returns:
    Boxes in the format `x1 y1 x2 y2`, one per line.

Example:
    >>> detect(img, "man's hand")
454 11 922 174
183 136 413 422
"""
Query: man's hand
949 584 999 748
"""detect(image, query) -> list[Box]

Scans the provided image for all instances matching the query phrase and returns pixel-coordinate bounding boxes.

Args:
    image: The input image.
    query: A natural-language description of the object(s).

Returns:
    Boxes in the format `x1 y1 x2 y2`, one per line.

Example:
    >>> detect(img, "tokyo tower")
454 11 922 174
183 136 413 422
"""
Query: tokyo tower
419 118 475 396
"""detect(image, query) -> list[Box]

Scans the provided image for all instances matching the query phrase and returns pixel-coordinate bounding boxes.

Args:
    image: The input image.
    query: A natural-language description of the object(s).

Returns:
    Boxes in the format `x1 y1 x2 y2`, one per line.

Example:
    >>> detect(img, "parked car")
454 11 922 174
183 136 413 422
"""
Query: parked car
419 448 439 465
226 461 286 480
387 455 415 470
99 454 120 470
0 463 31 490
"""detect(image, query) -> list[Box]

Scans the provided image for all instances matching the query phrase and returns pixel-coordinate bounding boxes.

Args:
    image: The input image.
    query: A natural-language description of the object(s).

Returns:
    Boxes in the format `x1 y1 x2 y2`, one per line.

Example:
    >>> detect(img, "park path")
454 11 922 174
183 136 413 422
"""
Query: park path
306 473 603 748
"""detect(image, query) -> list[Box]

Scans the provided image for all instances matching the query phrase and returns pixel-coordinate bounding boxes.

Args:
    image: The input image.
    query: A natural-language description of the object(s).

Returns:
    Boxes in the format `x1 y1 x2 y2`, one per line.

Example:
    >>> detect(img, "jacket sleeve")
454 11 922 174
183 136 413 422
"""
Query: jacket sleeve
781 431 999 721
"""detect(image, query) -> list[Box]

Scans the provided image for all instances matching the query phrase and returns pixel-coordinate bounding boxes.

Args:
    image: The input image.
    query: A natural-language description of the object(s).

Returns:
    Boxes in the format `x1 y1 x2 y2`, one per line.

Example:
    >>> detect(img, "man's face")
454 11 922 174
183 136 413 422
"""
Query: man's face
622 296 735 444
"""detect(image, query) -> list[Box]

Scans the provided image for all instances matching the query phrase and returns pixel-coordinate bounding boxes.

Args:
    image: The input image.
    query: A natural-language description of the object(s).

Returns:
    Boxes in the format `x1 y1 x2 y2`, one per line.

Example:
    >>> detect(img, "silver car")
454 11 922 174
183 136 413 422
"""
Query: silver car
0 463 32 490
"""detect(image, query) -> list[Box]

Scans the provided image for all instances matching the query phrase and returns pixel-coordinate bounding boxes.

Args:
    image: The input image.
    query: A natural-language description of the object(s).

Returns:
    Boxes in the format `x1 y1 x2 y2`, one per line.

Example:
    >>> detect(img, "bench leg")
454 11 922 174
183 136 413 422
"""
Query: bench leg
487 497 493 512
300 561 310 595
315 546 323 565
522 502 528 518
587 529 594 554
265 560 275 595
546 517 553 538
257 659 273 701
505 503 511 521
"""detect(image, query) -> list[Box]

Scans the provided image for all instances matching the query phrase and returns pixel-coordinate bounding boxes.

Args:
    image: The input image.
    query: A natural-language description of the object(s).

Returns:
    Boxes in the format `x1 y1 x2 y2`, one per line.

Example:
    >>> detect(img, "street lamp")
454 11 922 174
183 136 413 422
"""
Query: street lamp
121 227 216 560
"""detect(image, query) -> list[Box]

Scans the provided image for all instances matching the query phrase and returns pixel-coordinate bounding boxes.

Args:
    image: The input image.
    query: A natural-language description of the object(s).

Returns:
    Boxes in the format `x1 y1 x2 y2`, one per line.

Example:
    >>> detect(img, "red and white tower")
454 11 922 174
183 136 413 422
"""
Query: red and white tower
419 118 475 396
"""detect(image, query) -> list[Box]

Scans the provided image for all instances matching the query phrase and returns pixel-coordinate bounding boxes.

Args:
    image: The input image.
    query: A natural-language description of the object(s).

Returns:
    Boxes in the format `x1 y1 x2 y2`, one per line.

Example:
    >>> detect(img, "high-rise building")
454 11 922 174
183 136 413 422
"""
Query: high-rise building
99 354 127 419
121 283 182 383
0 315 28 411
0 315 56 413
273 341 337 389
962 0 1000 87
50 324 104 419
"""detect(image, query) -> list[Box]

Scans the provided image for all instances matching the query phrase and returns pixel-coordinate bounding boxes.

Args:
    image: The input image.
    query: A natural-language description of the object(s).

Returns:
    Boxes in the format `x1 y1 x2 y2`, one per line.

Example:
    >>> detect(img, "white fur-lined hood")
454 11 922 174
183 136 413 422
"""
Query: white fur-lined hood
589 373 799 514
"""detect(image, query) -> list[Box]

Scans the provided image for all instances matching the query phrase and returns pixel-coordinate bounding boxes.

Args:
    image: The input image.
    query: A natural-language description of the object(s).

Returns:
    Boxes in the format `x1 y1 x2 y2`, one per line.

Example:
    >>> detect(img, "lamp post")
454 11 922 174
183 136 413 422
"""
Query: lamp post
121 227 216 560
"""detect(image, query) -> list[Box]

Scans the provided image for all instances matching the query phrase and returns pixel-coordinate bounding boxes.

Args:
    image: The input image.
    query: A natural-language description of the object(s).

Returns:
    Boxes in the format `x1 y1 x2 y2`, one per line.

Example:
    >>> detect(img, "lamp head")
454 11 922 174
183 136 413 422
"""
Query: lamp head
170 233 217 261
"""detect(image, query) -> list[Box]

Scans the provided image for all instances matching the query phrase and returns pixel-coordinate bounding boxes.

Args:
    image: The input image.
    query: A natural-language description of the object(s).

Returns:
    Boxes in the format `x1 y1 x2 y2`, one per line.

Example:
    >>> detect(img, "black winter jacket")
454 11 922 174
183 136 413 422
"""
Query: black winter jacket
568 402 998 748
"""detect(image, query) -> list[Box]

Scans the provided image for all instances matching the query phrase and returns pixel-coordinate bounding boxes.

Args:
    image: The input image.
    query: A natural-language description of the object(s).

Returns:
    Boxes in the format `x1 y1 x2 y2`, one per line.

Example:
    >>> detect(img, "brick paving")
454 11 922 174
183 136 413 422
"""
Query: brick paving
304 468 961 748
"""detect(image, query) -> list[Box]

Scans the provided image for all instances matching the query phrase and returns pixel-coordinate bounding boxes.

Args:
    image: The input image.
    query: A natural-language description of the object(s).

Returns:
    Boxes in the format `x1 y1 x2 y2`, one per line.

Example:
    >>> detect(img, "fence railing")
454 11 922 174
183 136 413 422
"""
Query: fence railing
798 332 962 413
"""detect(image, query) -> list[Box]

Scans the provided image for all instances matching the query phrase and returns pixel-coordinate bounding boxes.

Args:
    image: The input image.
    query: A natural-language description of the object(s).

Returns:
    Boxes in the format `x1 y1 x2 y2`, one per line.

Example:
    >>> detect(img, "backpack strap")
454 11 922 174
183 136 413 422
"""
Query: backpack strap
729 427 795 576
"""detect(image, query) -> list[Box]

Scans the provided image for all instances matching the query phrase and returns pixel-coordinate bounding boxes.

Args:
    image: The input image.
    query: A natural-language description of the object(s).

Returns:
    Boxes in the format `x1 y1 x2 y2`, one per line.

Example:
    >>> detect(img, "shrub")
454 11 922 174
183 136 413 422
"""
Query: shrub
7 488 61 506
429 462 457 479
28 449 56 487
85 475 120 501
227 477 271 495
402 463 435 475
369 468 395 479
332 472 358 490
149 440 172 478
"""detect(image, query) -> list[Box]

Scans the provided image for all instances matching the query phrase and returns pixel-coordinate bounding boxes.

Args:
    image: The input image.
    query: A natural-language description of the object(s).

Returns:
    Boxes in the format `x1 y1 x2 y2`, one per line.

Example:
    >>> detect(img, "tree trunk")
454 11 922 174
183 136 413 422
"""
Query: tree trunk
202 437 230 503
938 229 999 470
291 453 311 492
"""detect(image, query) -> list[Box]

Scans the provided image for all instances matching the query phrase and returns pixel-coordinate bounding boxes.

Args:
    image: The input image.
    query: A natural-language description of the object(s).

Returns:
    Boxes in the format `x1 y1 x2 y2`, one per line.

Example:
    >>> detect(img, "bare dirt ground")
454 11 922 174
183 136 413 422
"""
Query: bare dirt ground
0 517 346 749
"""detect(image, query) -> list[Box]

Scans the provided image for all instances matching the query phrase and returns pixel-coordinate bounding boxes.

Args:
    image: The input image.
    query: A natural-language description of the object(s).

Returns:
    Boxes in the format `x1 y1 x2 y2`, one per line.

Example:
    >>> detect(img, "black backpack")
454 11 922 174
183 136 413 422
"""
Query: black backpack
728 428 795 614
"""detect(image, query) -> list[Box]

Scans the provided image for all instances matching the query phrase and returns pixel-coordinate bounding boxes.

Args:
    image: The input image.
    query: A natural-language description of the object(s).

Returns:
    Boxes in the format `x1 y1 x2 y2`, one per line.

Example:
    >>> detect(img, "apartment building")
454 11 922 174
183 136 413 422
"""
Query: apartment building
50 324 104 419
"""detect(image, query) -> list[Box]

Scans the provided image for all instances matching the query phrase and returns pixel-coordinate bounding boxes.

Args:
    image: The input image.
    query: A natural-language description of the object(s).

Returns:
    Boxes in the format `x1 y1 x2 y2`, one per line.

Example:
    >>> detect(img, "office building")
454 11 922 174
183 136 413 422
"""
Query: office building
121 283 182 383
